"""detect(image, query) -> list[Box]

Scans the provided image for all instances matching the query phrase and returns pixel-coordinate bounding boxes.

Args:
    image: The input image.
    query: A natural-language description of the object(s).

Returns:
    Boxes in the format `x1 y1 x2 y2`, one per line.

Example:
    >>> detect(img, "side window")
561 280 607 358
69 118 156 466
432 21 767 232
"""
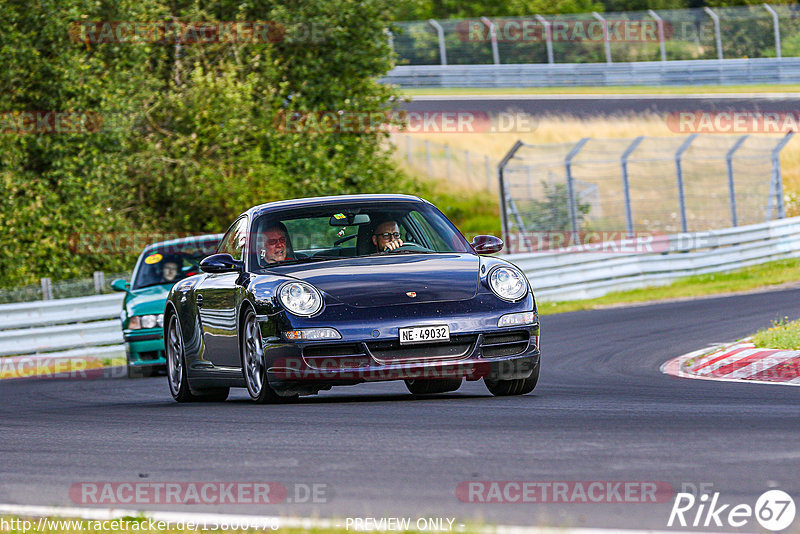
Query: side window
217 217 248 260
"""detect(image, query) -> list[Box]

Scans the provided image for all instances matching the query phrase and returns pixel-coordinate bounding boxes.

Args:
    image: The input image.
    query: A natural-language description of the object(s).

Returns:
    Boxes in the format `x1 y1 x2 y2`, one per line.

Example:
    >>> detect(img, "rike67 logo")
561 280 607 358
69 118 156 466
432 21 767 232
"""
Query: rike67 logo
668 490 796 531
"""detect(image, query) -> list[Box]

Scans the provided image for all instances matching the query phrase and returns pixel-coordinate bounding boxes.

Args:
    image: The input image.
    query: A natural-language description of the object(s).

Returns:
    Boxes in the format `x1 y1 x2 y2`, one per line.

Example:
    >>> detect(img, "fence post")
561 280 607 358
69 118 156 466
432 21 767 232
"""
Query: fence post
481 17 500 65
647 10 667 62
592 12 612 63
406 135 412 165
41 278 53 300
425 139 432 176
675 134 697 233
445 144 451 180
464 150 471 183
763 4 781 60
621 136 644 237
535 15 554 64
498 141 525 252
704 7 723 60
428 19 447 66
485 155 491 190
565 138 591 237
768 131 794 220
93 271 105 294
726 135 748 227
385 29 394 53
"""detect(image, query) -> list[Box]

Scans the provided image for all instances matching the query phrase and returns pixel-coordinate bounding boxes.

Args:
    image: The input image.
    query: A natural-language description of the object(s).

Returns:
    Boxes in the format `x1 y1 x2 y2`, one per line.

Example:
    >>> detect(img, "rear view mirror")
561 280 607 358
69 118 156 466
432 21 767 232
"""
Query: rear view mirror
471 235 504 254
329 213 371 226
110 279 130 292
200 254 243 273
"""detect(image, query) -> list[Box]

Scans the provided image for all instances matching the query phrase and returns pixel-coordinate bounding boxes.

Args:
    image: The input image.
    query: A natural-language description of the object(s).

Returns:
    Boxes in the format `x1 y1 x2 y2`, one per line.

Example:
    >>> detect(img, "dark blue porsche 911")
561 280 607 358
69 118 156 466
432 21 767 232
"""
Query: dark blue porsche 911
164 194 540 403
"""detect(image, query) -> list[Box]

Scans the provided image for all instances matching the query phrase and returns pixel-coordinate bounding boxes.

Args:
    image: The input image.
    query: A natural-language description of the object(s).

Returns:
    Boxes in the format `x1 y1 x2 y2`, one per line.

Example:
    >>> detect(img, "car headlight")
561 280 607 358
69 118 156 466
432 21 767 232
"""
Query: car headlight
488 266 528 301
129 314 164 330
278 282 323 317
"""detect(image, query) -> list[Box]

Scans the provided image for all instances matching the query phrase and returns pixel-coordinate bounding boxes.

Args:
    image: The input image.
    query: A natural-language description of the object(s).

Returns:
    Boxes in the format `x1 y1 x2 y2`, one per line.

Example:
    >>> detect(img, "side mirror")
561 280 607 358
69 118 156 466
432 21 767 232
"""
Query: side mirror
471 235 504 254
110 279 130 292
200 253 243 274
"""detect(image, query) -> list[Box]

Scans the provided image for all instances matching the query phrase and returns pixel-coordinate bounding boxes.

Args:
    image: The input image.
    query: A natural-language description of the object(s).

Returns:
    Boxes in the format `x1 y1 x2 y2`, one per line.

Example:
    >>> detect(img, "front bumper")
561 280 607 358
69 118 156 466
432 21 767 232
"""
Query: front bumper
123 329 166 367
263 326 540 395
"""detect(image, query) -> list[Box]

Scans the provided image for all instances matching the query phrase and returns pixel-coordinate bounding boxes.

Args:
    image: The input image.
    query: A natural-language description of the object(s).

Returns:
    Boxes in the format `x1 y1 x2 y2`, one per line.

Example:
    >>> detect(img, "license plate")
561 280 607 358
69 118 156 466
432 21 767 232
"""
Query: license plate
399 325 450 345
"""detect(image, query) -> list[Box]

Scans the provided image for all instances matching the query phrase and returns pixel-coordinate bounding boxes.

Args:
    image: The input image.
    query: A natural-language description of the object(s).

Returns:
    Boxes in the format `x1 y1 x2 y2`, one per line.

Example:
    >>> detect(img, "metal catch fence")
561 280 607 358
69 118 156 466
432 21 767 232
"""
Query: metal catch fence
391 5 800 66
392 134 499 191
498 133 795 253
0 272 130 305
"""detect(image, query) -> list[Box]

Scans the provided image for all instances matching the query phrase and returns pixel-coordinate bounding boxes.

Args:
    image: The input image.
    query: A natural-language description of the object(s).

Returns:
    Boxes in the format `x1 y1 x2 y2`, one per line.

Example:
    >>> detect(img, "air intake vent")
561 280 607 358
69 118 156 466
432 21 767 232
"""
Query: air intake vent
303 344 370 369
481 331 530 358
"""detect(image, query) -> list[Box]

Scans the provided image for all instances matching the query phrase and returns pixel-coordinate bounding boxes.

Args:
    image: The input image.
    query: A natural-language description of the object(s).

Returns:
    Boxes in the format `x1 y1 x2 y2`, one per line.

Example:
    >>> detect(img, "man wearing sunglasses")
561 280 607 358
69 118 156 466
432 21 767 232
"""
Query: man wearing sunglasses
372 220 404 252
259 223 294 265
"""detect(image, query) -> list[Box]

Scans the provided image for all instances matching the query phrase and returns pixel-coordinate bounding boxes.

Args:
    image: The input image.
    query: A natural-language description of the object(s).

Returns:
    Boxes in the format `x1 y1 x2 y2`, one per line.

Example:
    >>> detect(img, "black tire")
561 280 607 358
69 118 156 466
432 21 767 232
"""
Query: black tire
405 377 462 395
484 364 539 396
166 313 229 403
241 308 294 404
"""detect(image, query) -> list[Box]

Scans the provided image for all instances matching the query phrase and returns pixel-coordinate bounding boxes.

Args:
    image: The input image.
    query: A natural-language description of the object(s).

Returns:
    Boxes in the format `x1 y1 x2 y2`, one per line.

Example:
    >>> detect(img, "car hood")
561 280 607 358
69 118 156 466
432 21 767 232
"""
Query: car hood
270 254 479 307
126 284 172 316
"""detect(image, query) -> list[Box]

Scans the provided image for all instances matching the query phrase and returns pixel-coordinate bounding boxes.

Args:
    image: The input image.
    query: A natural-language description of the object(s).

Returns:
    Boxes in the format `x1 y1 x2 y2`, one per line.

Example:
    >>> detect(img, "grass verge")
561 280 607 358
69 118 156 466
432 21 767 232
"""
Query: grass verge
752 317 800 350
538 257 800 316
401 84 800 96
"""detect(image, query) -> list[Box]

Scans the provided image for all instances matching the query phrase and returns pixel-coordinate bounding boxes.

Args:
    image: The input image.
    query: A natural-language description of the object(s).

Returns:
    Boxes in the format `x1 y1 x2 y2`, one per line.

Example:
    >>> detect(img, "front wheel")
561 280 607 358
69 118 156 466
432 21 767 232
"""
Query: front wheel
241 308 292 404
166 313 229 402
484 364 539 396
405 378 462 395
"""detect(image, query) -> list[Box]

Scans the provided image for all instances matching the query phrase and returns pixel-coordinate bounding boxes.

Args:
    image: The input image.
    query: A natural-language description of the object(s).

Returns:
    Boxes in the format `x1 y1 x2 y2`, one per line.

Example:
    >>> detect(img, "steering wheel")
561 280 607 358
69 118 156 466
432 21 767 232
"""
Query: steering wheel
333 234 357 247
385 242 427 252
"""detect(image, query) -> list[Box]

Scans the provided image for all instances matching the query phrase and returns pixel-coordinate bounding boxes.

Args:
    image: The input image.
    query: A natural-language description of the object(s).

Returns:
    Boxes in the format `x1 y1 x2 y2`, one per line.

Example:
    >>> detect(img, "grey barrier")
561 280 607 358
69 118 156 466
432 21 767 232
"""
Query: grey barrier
382 57 800 88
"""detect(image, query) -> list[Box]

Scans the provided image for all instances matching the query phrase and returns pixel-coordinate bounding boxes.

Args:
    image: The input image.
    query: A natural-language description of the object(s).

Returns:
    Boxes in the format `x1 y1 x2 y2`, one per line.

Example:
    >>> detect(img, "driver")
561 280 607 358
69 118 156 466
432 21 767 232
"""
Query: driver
260 222 294 265
372 220 404 252
161 260 180 283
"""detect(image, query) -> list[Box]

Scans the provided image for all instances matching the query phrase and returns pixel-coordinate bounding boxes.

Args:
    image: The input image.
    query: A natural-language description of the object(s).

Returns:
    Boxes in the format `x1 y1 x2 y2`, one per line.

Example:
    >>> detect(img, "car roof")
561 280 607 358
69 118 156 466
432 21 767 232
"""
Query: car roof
141 233 224 255
248 194 428 218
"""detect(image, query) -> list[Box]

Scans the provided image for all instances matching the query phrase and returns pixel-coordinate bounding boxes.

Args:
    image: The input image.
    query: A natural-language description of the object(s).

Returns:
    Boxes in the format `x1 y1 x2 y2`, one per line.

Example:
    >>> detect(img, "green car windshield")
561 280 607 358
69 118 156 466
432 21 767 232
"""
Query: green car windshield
133 239 219 290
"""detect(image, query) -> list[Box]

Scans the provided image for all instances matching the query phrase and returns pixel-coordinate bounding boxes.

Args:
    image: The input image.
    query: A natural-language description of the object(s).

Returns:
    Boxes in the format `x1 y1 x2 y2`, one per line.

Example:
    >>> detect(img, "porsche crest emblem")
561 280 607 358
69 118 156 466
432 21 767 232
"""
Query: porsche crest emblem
406 292 417 298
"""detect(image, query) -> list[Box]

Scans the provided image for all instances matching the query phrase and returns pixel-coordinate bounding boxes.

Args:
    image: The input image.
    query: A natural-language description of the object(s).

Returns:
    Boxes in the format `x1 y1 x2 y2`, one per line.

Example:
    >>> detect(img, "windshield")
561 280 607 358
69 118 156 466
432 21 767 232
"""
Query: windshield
249 201 472 270
132 237 220 290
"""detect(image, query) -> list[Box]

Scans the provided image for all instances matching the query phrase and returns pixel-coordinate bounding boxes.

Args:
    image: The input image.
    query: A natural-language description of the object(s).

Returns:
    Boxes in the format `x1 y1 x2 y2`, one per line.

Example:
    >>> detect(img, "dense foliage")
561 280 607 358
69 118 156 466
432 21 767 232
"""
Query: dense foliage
0 0 415 286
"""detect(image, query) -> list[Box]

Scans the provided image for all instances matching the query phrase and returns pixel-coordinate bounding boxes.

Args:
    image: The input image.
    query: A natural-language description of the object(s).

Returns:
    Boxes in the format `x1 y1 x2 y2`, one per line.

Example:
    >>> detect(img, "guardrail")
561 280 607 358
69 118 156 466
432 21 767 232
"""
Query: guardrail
509 217 800 301
383 58 800 88
0 292 125 360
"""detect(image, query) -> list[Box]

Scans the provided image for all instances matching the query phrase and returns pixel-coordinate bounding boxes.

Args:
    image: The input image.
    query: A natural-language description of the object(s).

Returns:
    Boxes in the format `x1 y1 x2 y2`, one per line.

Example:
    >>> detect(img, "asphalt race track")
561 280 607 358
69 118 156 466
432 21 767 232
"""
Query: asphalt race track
2 288 800 530
402 93 800 118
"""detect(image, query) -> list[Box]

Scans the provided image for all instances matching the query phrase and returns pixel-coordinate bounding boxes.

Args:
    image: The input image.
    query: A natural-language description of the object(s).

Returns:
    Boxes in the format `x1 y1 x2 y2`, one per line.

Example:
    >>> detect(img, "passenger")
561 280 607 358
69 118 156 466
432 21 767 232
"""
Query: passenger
372 220 404 252
260 222 294 265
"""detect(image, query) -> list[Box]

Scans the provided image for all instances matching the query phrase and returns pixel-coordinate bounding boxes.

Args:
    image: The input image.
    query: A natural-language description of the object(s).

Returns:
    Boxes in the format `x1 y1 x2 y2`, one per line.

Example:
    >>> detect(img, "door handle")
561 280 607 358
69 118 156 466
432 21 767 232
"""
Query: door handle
196 294 204 307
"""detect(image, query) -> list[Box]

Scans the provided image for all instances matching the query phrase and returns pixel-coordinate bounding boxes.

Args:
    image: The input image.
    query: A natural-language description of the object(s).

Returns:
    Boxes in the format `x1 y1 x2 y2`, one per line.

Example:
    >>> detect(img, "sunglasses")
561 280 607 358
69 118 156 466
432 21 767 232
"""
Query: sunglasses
265 236 286 247
374 232 400 240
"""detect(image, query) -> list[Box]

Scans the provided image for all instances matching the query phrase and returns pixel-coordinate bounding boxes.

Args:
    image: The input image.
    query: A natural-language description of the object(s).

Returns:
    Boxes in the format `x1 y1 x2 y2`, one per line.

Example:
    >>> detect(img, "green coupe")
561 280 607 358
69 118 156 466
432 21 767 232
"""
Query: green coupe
111 234 221 377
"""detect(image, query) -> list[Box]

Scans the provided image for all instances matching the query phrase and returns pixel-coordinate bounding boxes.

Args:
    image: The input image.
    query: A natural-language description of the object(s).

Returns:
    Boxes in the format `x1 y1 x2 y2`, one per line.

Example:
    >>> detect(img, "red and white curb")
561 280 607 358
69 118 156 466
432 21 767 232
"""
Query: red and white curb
661 340 800 386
